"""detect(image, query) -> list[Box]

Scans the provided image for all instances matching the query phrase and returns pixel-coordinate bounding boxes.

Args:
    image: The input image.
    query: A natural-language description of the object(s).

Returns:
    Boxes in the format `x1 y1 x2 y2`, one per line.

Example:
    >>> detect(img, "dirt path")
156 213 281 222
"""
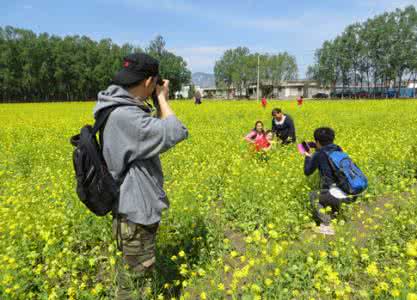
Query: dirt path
184 184 417 299
346 184 416 245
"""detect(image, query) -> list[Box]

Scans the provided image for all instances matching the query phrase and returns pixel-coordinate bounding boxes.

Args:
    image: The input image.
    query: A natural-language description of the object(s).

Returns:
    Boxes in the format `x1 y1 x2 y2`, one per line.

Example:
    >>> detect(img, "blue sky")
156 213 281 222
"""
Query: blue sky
1 0 416 77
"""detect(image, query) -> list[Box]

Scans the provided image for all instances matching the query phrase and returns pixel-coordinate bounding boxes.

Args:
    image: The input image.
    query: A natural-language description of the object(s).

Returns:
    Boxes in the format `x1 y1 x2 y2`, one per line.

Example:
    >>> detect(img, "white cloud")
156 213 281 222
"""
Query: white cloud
121 0 416 76
123 0 312 33
169 46 230 73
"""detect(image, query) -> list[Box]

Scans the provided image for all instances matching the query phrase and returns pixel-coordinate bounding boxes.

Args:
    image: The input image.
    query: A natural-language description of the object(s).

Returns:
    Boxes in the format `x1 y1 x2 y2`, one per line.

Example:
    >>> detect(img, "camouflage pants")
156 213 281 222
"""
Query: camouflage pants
112 217 159 300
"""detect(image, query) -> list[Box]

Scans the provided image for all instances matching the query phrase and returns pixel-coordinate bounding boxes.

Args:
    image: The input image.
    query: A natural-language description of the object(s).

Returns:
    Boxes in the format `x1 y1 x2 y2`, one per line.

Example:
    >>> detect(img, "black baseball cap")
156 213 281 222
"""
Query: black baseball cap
112 53 161 86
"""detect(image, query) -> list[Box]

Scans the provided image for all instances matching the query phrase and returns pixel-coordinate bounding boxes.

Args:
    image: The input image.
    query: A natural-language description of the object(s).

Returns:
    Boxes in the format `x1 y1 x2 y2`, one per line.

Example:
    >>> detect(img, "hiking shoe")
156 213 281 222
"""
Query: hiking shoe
314 224 335 235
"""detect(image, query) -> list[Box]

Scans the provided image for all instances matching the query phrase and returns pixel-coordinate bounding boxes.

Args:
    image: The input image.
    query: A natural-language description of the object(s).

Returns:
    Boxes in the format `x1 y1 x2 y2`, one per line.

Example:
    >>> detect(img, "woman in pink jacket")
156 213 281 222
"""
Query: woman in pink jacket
245 121 266 144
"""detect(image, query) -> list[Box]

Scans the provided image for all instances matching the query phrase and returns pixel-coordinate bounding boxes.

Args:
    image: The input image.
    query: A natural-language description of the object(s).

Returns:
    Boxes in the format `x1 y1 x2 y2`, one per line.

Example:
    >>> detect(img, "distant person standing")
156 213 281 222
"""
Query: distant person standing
271 108 296 144
297 96 304 106
195 90 202 104
261 97 267 108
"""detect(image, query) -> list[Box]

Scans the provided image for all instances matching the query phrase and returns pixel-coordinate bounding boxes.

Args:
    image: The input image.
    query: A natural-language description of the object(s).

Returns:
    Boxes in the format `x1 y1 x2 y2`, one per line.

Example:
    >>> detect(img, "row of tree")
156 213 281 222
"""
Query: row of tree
214 47 298 98
307 5 417 97
0 27 191 102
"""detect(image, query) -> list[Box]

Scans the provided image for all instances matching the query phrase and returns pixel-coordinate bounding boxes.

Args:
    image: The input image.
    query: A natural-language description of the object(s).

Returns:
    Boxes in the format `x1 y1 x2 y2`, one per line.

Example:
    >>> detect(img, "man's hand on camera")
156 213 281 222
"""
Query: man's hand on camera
156 79 169 101
155 79 174 119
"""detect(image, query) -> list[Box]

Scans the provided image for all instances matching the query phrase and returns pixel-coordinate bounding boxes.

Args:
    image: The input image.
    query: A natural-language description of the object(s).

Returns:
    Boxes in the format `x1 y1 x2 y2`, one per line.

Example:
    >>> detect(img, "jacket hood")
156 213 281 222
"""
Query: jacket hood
93 84 152 118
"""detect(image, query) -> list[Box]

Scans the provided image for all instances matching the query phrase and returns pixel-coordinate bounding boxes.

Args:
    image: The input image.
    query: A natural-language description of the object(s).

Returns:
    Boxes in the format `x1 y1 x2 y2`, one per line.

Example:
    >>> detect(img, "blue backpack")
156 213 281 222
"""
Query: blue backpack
325 150 368 195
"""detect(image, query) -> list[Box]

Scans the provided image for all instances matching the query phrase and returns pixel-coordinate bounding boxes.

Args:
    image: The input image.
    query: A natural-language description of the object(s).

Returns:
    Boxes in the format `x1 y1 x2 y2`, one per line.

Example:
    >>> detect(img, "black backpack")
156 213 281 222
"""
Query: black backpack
70 104 132 216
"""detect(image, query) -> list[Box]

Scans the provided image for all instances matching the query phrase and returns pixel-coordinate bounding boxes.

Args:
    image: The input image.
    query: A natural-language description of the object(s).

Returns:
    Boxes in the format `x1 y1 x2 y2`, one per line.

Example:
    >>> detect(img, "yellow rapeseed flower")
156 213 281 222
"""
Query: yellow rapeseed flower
391 289 400 297
407 241 417 257
268 230 278 239
331 250 339 258
366 262 379 277
265 278 273 286
407 259 416 270
407 293 417 300
251 283 262 294
224 264 230 273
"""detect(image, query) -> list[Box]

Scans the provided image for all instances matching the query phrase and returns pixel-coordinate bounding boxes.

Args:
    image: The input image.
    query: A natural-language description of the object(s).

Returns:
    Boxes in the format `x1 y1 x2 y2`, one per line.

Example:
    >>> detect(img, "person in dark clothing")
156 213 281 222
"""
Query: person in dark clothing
271 108 296 144
195 90 202 104
303 127 357 235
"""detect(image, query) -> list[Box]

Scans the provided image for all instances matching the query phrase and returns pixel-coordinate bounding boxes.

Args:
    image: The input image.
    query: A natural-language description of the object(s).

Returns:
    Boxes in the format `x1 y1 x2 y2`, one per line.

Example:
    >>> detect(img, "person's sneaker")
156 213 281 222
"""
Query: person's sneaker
314 224 335 235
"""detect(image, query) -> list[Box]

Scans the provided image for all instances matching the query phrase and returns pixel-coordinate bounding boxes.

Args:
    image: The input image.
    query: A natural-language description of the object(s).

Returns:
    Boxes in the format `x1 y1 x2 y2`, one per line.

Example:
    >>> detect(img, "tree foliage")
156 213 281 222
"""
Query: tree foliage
147 35 191 98
214 47 298 98
307 5 417 98
0 28 191 102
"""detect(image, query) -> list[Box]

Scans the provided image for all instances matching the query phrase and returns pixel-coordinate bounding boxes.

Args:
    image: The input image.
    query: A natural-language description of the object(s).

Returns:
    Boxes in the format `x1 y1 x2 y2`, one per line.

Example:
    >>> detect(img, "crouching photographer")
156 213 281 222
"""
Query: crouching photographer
93 53 188 299
302 127 367 236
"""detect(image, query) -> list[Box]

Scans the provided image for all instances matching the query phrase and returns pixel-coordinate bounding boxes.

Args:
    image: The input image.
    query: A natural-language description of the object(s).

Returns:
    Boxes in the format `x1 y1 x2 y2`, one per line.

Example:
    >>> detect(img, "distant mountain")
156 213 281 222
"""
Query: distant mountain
192 72 215 88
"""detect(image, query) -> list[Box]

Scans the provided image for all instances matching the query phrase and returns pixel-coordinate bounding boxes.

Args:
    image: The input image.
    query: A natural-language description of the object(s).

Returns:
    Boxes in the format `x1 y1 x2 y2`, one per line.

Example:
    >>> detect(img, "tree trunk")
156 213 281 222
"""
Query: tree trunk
397 72 402 98
353 68 359 99
406 72 414 98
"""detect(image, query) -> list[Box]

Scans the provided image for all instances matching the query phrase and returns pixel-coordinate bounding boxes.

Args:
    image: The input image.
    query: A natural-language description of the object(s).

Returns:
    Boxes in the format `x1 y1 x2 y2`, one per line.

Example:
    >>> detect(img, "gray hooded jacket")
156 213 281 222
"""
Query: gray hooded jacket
93 85 188 225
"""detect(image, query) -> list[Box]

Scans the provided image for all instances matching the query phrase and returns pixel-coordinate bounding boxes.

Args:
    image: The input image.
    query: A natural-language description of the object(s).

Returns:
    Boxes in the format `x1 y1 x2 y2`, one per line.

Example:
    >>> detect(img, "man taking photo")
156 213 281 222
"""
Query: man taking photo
93 53 188 299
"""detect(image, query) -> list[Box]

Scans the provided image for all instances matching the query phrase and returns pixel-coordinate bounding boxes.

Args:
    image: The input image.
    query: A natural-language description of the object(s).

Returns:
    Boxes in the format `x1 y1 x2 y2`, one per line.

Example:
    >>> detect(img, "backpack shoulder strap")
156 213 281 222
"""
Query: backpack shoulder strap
323 150 338 173
320 150 342 190
92 104 128 135
93 104 137 150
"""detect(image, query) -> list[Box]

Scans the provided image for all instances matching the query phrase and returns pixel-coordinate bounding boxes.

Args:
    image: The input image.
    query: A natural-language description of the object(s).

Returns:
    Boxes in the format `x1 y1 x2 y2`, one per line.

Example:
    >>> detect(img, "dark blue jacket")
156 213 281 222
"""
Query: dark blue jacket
271 114 296 143
304 144 342 189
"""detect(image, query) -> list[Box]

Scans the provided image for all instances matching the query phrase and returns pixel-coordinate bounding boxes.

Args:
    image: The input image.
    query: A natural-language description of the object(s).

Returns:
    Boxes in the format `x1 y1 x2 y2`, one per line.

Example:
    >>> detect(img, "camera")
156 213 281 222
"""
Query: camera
151 75 165 114
302 141 317 152
155 75 164 86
